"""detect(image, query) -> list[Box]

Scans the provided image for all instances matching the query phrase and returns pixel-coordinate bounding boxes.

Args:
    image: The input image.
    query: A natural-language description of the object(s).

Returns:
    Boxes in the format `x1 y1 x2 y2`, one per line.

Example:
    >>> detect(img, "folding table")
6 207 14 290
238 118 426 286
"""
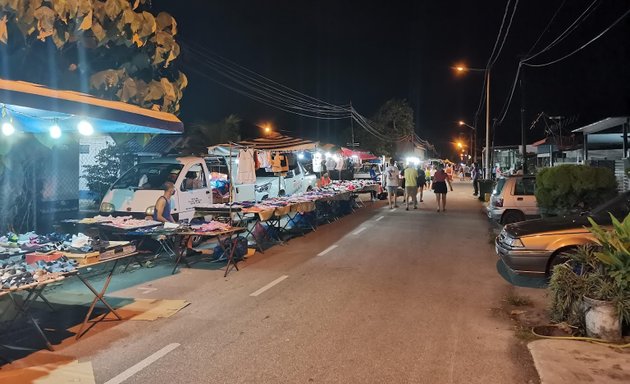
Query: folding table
0 276 67 352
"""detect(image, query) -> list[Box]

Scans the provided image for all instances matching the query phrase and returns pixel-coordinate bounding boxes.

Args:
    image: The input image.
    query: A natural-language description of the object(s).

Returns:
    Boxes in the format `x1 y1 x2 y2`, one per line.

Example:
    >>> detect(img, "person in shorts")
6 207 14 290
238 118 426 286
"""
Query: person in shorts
385 160 400 209
403 163 418 210
417 165 427 203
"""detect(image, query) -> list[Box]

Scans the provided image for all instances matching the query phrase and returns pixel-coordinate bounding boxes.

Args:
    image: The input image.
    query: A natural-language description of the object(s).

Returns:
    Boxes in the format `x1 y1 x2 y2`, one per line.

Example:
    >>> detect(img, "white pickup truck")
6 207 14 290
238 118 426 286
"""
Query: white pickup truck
100 155 316 220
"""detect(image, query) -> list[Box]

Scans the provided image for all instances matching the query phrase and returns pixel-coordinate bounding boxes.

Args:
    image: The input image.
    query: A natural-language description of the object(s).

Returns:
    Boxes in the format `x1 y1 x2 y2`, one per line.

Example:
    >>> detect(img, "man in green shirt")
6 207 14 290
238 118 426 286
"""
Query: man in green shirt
403 164 419 210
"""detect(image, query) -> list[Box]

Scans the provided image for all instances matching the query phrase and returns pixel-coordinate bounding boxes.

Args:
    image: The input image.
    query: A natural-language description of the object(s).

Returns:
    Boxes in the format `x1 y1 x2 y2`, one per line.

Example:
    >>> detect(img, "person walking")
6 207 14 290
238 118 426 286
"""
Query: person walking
403 163 419 210
385 160 400 209
432 164 453 212
472 163 481 196
417 165 427 203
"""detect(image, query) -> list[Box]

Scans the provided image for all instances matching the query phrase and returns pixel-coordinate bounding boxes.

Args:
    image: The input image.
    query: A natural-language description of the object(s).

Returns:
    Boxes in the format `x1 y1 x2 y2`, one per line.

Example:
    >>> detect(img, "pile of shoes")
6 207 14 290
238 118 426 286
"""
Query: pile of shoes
35 256 78 274
0 260 36 289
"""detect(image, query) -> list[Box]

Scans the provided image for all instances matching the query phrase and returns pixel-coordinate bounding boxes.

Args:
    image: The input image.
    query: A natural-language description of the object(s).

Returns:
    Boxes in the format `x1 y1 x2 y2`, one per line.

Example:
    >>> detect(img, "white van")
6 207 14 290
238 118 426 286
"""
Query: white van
100 157 215 221
206 153 316 201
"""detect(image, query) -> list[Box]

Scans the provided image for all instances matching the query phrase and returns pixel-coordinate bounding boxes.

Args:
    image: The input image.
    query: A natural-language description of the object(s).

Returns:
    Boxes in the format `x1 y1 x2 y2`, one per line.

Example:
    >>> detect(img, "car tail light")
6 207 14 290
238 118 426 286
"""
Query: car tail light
493 197 503 207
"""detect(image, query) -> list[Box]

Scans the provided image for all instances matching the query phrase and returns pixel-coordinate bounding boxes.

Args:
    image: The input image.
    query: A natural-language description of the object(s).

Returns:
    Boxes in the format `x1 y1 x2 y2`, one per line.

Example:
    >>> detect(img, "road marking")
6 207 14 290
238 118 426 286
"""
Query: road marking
352 227 367 235
105 343 180 384
317 244 338 256
250 275 289 297
137 287 157 294
375 216 384 222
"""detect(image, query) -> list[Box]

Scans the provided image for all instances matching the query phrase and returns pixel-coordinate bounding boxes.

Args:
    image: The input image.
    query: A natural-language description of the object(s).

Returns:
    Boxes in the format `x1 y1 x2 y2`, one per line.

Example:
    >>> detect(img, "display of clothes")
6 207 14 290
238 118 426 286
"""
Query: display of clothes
325 157 337 172
271 153 289 175
313 152 323 173
237 148 256 184
257 150 272 170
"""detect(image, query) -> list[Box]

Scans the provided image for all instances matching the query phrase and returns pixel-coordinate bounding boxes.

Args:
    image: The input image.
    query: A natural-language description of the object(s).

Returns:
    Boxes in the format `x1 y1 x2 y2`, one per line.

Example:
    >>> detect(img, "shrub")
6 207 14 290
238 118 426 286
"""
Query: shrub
536 164 617 215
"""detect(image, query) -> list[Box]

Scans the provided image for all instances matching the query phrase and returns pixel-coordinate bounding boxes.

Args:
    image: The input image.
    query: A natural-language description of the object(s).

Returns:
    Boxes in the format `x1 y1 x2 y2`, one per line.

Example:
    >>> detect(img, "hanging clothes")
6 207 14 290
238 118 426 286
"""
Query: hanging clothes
253 150 261 169
271 153 289 174
335 156 345 171
325 157 336 172
257 150 271 169
313 152 323 173
236 148 256 184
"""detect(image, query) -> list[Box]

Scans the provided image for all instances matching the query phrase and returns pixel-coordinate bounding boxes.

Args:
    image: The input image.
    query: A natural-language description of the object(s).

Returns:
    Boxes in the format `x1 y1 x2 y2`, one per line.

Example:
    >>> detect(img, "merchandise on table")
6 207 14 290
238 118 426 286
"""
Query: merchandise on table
101 217 162 230
191 221 232 233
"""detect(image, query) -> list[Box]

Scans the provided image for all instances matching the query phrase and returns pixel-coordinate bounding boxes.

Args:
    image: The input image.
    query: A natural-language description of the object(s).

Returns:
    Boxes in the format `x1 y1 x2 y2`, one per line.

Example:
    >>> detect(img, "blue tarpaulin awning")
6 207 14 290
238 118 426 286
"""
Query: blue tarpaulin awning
0 79 183 134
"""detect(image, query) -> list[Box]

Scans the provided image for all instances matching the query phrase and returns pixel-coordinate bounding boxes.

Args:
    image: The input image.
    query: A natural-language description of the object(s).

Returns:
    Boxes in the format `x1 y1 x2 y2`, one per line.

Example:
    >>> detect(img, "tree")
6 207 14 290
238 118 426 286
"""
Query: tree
182 114 242 155
355 99 415 157
0 0 186 113
83 143 135 203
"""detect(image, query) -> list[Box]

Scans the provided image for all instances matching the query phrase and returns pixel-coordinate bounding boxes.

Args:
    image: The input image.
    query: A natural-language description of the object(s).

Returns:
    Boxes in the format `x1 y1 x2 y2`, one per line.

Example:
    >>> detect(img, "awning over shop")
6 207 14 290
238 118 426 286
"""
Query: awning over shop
340 147 377 161
209 133 318 155
0 79 183 134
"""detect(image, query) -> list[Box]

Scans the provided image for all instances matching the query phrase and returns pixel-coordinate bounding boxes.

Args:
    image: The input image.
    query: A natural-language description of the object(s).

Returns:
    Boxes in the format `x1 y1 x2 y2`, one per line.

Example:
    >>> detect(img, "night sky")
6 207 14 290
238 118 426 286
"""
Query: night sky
153 0 630 154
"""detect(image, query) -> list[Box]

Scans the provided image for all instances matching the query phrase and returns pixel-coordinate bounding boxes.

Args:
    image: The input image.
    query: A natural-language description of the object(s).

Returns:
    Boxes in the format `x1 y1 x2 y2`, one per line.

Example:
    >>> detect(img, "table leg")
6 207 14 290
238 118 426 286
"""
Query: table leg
7 292 54 351
223 235 241 278
32 288 56 312
75 260 122 340
171 235 192 274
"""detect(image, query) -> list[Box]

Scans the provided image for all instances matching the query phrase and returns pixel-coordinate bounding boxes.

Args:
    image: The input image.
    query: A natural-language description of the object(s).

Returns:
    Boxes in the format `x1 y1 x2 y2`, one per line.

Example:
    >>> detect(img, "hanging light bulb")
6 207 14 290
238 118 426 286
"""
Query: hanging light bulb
1 121 15 136
77 120 93 136
50 123 62 139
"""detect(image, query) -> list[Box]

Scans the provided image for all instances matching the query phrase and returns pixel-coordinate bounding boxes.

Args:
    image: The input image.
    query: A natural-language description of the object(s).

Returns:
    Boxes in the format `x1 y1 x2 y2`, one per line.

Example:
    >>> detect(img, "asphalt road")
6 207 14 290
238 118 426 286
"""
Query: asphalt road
4 180 539 383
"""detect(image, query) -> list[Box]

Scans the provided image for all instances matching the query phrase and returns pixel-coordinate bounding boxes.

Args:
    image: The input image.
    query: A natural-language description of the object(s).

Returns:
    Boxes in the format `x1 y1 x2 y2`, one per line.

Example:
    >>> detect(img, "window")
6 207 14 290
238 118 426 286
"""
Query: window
79 145 90 154
181 163 207 191
112 163 183 190
514 178 536 196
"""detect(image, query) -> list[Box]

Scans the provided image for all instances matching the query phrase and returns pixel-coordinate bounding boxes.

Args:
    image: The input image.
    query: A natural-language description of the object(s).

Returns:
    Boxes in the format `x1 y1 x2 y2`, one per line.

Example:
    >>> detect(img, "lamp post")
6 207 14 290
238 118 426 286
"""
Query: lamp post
455 66 491 179
458 120 476 162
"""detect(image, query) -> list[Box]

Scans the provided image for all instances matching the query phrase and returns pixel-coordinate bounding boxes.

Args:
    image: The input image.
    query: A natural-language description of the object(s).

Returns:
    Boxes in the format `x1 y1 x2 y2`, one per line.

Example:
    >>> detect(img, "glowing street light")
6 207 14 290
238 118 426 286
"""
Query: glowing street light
454 63 491 179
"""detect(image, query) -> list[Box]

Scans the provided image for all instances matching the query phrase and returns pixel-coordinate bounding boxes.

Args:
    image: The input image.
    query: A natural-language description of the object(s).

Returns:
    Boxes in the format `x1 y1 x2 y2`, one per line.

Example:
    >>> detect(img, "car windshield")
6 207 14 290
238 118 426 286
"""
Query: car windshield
111 163 183 190
493 178 507 195
590 192 630 219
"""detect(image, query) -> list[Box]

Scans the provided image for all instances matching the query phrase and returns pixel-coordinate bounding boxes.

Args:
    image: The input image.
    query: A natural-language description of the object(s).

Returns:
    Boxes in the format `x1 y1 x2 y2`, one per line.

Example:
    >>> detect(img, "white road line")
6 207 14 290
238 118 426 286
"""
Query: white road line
105 343 180 384
250 275 289 297
317 244 338 256
352 227 367 235
375 216 384 222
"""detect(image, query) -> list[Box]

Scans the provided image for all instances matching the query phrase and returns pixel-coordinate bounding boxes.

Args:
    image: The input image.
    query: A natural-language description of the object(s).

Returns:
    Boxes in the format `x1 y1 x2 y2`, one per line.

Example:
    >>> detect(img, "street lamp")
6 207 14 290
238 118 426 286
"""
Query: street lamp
454 65 491 180
458 120 476 162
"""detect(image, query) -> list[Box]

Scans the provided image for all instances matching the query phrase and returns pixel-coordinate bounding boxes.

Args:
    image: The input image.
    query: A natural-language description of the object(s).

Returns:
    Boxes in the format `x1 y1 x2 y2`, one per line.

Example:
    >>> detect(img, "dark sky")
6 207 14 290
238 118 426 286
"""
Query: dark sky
153 0 630 154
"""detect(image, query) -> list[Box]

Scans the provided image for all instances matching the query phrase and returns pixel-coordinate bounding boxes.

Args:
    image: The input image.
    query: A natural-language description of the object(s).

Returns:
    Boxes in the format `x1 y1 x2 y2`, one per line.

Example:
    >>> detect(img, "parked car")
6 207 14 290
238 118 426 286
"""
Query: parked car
495 191 630 277
487 175 539 224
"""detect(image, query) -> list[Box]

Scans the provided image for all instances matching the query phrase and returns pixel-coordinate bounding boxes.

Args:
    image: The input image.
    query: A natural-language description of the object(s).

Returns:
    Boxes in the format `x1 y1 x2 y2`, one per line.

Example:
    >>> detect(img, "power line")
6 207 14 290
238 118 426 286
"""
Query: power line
490 0 520 67
523 7 630 68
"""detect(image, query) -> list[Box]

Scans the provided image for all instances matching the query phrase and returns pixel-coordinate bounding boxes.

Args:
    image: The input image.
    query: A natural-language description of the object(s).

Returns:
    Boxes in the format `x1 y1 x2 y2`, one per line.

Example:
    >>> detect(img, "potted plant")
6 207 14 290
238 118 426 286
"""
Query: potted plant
548 214 630 341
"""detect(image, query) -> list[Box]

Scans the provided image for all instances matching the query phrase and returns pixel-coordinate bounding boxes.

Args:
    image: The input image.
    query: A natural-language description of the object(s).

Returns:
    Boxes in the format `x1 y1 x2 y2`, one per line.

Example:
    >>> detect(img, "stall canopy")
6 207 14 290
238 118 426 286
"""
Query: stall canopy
340 147 377 161
0 79 183 134
209 133 319 155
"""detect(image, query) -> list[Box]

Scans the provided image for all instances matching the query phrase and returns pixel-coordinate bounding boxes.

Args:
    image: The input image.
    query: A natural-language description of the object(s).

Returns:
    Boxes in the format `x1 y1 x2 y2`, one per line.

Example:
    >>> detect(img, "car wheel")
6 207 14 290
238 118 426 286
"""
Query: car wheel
279 189 286 196
546 247 576 276
307 186 313 192
502 210 525 224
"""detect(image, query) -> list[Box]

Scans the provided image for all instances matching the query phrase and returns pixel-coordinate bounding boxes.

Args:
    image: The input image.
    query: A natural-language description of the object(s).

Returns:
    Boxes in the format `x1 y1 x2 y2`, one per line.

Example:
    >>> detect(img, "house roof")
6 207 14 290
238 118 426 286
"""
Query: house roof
572 117 629 134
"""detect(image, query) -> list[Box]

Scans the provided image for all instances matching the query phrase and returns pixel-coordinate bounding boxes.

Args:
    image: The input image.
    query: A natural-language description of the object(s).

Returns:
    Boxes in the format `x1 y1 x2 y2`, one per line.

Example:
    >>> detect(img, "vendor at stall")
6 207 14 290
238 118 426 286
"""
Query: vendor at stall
319 172 332 187
153 182 176 223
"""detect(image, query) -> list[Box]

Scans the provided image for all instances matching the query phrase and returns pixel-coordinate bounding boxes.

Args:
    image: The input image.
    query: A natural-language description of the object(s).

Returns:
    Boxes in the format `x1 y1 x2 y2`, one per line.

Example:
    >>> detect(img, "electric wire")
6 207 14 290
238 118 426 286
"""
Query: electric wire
490 0 520 67
523 7 630 68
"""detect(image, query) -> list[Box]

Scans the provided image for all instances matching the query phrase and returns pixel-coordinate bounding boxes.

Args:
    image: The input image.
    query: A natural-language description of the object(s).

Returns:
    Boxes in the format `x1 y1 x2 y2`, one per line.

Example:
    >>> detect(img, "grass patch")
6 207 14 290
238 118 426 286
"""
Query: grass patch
505 293 534 307
514 325 540 342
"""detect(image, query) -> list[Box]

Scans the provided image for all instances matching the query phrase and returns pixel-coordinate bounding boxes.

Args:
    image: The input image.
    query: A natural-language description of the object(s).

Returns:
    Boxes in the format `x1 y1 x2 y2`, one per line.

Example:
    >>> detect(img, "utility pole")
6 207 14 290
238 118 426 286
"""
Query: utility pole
485 70 491 180
349 100 355 147
520 65 527 174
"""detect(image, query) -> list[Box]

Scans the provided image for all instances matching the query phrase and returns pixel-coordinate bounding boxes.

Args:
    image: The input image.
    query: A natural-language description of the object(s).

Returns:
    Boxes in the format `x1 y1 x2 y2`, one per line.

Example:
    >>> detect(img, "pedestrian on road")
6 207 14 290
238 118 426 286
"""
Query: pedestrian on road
432 164 453 212
403 163 419 210
417 165 427 203
471 163 481 196
385 159 400 209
